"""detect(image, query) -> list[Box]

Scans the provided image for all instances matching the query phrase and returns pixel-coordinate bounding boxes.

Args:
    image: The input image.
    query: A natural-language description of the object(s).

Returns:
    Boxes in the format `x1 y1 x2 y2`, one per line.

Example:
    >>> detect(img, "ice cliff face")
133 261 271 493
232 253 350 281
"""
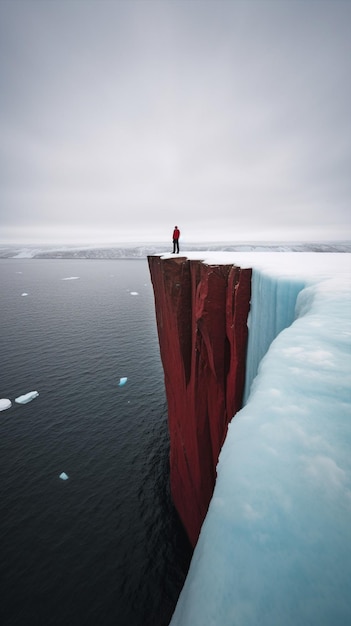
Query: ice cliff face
148 255 251 546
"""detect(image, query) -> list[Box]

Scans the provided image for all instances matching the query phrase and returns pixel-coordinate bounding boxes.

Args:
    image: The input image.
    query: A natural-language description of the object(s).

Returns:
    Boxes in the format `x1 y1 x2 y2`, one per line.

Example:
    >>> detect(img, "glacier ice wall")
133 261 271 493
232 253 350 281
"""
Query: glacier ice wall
243 270 306 403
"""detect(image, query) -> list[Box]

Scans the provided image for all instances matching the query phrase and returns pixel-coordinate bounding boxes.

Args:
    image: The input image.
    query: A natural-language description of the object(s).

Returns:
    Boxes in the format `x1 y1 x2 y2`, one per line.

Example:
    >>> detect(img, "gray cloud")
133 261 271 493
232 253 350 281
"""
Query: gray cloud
0 0 350 244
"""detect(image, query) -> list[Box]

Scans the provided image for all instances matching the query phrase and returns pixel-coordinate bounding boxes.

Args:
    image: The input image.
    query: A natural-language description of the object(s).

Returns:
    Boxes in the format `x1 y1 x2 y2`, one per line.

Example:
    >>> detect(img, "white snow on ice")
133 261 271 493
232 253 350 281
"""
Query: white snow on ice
15 391 39 404
169 252 351 626
0 399 12 411
12 248 42 258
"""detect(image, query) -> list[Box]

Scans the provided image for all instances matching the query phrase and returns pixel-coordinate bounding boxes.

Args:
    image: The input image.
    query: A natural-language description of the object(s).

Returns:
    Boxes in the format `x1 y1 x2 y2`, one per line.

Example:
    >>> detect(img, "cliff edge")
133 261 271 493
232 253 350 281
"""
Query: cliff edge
148 255 251 546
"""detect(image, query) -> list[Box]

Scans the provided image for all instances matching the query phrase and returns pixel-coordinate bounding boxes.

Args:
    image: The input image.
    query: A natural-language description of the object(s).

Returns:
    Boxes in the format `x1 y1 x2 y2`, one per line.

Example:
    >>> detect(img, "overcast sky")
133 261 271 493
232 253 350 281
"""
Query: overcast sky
0 0 350 244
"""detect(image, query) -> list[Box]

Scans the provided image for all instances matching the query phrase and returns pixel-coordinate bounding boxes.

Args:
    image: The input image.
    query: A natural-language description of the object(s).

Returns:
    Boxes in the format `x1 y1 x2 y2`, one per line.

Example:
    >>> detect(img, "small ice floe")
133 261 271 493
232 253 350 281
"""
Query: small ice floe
59 472 69 480
15 391 39 404
130 291 139 296
118 377 128 386
0 399 12 411
61 276 80 280
21 293 28 296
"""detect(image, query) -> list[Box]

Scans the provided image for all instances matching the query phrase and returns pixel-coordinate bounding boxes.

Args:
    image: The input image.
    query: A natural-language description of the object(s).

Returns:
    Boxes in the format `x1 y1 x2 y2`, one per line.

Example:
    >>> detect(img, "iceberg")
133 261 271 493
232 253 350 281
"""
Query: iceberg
59 472 69 480
118 377 128 386
0 399 12 411
61 276 80 280
21 292 28 296
130 291 139 295
15 391 39 404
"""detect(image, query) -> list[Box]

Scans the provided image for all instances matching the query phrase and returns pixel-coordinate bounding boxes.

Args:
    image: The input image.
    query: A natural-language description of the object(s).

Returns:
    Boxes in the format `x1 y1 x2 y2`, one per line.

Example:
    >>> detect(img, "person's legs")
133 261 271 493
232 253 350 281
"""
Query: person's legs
176 240 179 253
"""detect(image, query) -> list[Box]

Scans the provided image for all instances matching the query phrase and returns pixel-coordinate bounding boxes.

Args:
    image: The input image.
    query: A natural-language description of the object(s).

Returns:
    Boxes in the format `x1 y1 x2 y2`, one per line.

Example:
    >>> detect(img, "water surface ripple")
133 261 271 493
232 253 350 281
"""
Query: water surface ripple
0 259 191 626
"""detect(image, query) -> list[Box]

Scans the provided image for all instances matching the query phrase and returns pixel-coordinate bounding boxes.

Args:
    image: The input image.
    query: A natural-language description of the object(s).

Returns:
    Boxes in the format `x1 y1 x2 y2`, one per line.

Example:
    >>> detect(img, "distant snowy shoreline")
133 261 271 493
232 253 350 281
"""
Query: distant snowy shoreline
1 241 350 259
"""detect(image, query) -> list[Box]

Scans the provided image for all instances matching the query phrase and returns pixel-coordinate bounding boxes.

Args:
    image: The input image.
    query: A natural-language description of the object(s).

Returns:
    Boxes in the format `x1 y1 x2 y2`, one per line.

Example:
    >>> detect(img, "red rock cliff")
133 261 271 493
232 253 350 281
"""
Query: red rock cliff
148 256 252 546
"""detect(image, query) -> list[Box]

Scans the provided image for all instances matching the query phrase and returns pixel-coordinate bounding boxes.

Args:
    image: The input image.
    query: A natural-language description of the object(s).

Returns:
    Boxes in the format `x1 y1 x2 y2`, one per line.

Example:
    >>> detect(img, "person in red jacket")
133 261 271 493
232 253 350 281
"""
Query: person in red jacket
172 226 180 253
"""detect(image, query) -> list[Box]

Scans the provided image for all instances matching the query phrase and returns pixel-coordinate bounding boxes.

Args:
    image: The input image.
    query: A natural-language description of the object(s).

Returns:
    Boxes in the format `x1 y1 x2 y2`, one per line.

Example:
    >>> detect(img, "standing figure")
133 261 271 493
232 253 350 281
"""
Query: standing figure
172 225 180 253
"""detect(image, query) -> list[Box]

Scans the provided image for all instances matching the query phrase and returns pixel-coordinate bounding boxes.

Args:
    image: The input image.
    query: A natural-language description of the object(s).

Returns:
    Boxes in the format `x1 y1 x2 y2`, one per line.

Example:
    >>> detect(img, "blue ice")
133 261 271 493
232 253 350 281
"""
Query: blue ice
15 391 39 404
118 377 128 386
59 472 69 480
170 255 351 626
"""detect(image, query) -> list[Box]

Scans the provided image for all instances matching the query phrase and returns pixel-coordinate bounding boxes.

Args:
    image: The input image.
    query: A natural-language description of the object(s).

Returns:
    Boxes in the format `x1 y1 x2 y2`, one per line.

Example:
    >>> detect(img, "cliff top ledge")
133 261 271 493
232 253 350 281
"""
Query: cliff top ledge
154 250 350 280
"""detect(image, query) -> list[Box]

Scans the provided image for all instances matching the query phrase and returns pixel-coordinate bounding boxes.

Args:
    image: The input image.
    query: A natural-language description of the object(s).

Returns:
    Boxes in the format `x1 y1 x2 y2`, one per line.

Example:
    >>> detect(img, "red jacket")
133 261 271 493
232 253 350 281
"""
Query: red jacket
173 228 180 240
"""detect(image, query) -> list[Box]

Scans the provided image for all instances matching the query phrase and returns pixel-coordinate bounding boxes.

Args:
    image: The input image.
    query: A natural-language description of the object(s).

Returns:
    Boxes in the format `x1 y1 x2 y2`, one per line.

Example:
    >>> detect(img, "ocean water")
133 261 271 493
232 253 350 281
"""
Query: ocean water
0 259 192 626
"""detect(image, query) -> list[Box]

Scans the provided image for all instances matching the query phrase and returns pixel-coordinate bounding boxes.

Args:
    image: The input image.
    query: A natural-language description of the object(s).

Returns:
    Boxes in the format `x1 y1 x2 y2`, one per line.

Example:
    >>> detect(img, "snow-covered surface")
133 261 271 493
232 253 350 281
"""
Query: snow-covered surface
15 391 39 404
0 399 12 411
11 248 43 258
0 242 350 259
161 250 350 277
170 252 351 625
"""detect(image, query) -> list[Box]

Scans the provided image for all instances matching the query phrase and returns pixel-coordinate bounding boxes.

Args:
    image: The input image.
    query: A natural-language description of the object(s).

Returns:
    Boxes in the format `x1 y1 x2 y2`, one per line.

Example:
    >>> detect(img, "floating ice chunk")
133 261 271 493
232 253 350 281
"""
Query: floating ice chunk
21 293 28 296
118 377 128 386
130 291 139 296
0 399 12 411
59 472 69 480
62 276 80 280
15 391 39 404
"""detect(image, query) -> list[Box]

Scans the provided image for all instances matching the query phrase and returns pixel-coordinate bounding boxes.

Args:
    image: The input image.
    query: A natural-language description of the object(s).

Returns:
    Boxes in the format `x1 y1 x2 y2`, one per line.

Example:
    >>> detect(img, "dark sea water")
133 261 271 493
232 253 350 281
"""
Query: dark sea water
0 259 192 626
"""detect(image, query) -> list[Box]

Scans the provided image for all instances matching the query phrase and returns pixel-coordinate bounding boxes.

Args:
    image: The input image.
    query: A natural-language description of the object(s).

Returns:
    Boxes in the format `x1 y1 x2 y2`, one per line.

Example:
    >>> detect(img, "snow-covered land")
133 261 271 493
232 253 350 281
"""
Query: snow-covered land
0 242 350 259
169 252 351 626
